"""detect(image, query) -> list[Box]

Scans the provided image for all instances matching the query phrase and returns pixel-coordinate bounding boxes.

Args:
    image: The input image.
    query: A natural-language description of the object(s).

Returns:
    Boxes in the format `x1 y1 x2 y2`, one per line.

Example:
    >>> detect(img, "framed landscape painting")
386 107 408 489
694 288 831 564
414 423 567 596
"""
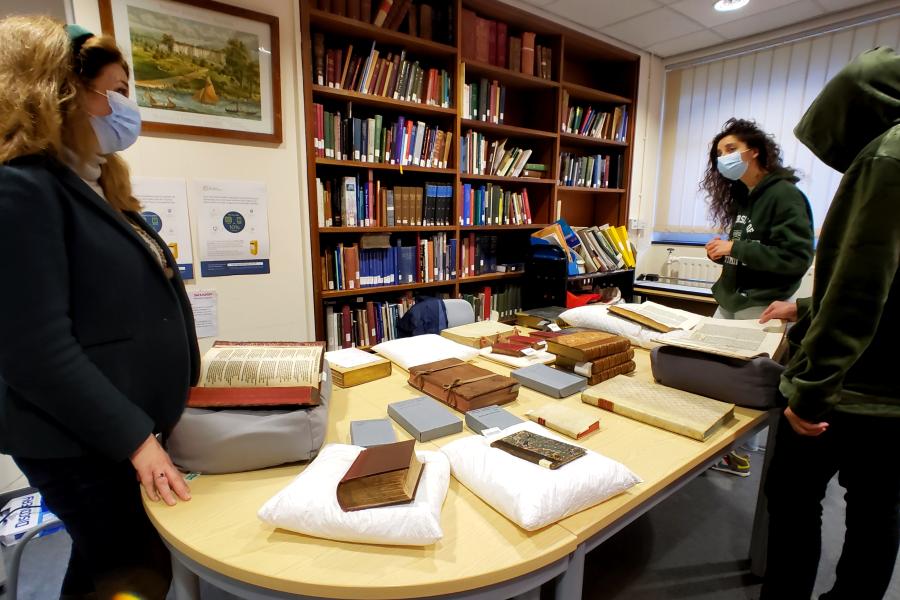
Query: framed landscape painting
100 0 282 143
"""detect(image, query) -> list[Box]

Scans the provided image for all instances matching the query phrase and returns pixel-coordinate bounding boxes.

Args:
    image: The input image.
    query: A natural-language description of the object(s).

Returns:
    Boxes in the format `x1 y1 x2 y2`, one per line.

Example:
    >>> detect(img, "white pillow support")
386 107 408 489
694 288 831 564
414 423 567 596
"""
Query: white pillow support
559 305 663 349
440 421 641 531
372 334 479 370
258 444 450 546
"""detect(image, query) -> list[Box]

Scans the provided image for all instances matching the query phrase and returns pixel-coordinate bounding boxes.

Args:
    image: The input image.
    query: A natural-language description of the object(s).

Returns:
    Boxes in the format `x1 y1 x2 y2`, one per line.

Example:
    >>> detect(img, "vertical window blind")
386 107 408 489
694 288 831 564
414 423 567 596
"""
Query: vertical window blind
655 16 900 234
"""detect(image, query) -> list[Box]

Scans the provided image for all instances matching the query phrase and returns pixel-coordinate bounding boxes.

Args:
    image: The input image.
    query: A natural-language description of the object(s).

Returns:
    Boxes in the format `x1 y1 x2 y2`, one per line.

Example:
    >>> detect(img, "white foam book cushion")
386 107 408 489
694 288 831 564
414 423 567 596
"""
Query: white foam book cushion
258 444 450 546
372 334 479 370
559 305 664 349
440 421 641 531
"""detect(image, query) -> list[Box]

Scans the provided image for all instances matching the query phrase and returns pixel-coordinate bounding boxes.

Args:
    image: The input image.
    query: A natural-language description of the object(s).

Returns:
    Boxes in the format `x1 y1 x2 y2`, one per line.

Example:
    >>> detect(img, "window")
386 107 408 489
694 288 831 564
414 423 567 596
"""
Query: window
655 16 900 235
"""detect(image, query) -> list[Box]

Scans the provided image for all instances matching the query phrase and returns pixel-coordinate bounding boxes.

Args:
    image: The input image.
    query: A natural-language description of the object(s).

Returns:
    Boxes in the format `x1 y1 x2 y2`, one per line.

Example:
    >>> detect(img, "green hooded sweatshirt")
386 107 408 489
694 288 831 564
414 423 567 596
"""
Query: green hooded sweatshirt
781 46 900 420
712 172 815 313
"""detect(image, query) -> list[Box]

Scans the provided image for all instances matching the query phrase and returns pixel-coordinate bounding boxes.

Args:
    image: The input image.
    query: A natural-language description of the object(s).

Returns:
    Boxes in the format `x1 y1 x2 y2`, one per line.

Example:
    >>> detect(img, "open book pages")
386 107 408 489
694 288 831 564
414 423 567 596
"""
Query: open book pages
608 302 703 333
198 342 324 388
658 318 785 360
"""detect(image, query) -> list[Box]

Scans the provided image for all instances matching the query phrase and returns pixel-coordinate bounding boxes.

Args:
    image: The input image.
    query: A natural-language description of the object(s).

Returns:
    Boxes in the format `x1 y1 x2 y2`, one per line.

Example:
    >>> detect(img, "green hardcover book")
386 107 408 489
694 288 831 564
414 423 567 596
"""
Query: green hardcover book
374 114 383 162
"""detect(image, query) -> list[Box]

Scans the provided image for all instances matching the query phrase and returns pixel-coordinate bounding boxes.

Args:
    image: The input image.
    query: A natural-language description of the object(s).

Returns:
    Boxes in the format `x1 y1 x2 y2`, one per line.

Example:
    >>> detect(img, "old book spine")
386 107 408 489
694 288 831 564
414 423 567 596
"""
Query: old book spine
585 360 636 386
556 349 635 374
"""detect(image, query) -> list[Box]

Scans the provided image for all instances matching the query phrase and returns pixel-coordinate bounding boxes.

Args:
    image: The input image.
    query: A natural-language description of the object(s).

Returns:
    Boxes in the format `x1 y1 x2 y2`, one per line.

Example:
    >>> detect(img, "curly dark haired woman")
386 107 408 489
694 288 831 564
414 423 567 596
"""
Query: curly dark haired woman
700 118 815 319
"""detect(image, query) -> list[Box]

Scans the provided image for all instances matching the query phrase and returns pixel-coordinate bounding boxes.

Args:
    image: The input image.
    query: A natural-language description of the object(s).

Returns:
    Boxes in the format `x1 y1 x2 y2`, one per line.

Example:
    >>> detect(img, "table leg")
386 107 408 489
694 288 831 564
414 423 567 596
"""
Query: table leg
749 410 779 577
170 553 201 600
554 543 585 600
511 588 541 600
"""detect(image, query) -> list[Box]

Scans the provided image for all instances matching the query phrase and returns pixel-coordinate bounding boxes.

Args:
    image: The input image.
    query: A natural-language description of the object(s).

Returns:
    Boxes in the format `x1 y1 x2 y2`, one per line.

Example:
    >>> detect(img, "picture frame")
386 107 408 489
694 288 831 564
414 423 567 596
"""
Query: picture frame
100 0 282 143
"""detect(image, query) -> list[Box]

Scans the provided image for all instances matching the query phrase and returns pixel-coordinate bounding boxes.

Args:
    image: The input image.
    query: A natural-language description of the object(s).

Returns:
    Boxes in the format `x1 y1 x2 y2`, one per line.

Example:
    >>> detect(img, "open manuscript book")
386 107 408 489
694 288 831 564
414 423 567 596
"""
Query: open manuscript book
608 302 785 360
188 341 325 409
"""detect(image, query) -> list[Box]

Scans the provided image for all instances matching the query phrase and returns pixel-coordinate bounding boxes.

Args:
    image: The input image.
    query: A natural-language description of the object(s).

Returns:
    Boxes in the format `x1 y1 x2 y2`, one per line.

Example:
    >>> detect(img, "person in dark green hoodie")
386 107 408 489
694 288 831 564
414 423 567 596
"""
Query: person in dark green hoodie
758 46 900 600
701 118 815 320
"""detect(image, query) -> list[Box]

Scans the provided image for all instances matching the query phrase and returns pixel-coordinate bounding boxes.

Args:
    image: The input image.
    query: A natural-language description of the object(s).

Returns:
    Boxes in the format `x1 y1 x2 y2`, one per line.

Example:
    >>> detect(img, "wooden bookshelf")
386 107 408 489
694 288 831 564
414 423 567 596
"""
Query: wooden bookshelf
322 279 456 299
558 186 627 193
315 158 456 174
301 0 640 341
460 119 557 139
312 85 457 117
460 173 556 185
559 132 628 149
459 272 526 283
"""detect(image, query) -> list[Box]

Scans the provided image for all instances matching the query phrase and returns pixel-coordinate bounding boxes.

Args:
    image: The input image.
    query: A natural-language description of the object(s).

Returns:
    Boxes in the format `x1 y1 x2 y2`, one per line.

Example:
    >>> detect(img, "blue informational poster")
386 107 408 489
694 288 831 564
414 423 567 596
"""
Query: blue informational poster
132 177 195 279
197 179 271 277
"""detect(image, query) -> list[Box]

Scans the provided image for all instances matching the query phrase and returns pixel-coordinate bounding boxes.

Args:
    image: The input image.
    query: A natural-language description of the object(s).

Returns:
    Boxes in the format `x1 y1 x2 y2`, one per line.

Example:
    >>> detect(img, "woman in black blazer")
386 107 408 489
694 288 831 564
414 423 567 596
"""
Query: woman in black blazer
0 16 199 599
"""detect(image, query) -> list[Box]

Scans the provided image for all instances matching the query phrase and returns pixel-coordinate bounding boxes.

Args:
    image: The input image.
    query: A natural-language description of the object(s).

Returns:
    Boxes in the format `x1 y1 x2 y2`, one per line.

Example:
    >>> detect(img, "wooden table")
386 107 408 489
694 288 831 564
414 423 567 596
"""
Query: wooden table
148 350 769 600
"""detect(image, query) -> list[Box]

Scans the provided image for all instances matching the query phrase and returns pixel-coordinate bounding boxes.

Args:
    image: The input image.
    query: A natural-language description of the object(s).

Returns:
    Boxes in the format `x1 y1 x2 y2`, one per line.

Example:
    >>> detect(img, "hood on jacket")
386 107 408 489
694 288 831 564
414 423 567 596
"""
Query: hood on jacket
794 46 900 173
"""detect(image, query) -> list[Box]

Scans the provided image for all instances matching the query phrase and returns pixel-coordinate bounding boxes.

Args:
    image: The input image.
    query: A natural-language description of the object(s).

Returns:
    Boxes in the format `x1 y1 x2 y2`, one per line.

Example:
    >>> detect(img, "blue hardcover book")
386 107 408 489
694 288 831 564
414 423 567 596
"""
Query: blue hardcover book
425 183 435 226
394 116 405 164
352 118 362 161
380 249 387 286
440 184 451 226
449 238 457 279
593 156 601 188
335 247 343 290
463 183 471 226
360 124 368 163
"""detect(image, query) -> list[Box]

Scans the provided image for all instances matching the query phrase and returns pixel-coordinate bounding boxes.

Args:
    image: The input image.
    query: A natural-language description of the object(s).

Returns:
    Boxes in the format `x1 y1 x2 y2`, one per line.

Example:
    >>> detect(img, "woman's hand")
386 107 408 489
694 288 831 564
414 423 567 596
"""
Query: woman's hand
784 406 829 437
759 300 798 323
706 237 734 261
130 434 191 506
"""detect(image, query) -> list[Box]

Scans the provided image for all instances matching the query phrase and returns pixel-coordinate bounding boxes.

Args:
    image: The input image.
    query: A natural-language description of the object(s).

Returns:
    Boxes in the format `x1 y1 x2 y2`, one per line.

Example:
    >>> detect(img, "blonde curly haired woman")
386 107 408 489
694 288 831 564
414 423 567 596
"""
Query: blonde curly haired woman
0 16 199 599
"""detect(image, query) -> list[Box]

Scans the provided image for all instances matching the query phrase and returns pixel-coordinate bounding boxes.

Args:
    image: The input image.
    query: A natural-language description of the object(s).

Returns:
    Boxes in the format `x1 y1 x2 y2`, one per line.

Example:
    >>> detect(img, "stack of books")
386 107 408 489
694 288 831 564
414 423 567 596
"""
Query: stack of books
546 331 635 385
316 178 453 228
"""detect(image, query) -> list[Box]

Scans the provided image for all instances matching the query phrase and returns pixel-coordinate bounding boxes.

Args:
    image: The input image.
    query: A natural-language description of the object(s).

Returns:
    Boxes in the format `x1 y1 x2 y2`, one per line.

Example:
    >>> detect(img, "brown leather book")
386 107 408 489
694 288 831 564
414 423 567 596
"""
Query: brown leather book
408 358 519 412
580 360 636 385
509 36 522 72
361 0 372 22
313 33 325 86
337 439 424 511
529 330 566 340
521 32 536 76
490 430 585 469
496 22 508 69
546 331 630 362
347 0 360 20
554 348 635 374
419 4 433 40
188 341 324 408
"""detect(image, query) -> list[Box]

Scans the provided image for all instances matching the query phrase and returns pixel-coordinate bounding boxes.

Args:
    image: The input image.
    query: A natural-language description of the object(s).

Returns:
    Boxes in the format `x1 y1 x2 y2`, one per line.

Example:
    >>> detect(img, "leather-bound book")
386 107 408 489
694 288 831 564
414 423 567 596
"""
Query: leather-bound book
187 341 324 409
546 331 630 362
554 348 635 375
582 377 735 441
336 439 424 511
521 32 536 76
408 358 519 412
490 430 585 469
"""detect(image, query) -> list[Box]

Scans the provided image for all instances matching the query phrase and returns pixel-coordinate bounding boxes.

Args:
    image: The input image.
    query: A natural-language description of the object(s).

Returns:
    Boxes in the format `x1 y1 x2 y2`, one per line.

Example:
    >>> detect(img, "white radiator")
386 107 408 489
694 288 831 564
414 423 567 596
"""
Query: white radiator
667 256 722 286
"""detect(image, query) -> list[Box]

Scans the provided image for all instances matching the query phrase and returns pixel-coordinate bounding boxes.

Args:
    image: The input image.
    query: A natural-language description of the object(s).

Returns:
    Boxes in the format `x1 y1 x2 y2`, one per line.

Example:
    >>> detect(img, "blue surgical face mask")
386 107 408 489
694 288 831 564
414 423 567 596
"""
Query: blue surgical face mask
717 149 749 180
89 90 141 155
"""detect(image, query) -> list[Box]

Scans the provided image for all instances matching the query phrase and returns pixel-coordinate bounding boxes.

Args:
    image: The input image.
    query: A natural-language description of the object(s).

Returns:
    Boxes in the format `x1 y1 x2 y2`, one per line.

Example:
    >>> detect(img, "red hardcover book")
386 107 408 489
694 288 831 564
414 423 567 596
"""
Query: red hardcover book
468 232 476 277
188 341 324 408
522 188 532 224
339 44 354 89
475 17 491 63
461 9 477 59
366 301 377 345
488 20 497 65
496 22 508 69
347 0 360 20
491 342 529 357
482 286 491 320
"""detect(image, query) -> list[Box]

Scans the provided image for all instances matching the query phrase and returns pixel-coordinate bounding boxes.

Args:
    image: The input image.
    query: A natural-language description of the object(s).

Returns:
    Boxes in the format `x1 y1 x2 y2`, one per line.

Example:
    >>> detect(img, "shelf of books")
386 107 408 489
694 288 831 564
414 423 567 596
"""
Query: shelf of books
302 0 639 341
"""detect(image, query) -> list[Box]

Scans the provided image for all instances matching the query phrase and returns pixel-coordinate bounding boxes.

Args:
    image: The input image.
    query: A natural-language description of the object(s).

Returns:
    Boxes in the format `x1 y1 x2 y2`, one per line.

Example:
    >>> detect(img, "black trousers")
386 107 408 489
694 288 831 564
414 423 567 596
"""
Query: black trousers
13 455 171 600
761 411 900 600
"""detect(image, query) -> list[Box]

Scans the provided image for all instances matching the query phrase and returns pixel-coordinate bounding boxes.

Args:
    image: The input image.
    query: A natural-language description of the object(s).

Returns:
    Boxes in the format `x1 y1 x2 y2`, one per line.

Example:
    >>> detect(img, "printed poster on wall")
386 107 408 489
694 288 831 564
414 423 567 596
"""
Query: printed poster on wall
197 179 270 277
132 176 194 279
